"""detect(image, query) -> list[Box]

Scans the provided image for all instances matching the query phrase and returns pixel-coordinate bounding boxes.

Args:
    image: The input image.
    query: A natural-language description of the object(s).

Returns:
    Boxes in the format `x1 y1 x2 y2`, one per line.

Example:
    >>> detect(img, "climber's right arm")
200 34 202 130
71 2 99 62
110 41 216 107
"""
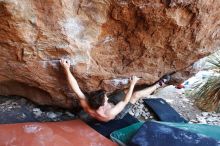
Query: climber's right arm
60 59 86 100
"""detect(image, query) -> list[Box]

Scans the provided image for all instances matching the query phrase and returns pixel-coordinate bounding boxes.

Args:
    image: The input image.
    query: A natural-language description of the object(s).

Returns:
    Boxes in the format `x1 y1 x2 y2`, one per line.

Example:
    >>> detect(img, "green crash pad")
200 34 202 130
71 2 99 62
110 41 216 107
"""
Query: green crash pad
110 121 220 145
110 122 144 146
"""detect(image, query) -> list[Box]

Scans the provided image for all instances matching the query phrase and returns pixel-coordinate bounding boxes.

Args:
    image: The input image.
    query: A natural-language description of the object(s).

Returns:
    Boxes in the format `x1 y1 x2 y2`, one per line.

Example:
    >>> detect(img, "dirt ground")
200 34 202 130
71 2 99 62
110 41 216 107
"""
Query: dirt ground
130 85 220 126
0 96 75 124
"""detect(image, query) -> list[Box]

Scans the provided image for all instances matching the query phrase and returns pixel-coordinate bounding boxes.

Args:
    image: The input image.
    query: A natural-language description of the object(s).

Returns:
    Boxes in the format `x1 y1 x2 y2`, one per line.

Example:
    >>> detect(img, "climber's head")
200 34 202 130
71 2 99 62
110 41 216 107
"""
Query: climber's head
87 90 107 110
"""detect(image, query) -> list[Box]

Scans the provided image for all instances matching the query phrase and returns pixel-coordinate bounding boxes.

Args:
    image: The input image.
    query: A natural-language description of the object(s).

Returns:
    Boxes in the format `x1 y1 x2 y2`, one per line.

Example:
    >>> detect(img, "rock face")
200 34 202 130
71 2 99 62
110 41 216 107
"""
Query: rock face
0 0 219 108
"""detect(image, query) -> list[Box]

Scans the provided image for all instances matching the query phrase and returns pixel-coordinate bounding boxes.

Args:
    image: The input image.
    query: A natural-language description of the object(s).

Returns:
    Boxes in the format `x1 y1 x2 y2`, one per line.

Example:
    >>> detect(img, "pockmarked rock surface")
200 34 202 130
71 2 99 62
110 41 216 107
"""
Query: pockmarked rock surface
0 0 219 108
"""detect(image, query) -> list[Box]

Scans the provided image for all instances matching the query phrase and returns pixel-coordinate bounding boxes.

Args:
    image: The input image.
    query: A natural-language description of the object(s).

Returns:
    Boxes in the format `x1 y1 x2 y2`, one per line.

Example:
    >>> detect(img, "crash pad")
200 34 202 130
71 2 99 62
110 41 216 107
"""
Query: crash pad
0 120 117 146
110 122 144 146
162 121 220 141
111 121 220 145
129 121 220 146
143 98 187 123
88 113 139 138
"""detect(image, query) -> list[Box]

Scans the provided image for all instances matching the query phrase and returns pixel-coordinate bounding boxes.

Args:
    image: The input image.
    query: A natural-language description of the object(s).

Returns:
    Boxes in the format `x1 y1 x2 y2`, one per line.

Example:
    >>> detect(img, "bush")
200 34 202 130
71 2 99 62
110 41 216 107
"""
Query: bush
192 52 220 112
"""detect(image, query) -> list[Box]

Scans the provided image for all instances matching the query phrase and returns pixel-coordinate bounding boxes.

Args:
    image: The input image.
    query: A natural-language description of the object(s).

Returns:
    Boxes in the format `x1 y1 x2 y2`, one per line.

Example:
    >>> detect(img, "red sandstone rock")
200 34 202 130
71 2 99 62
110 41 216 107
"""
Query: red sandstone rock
0 0 219 108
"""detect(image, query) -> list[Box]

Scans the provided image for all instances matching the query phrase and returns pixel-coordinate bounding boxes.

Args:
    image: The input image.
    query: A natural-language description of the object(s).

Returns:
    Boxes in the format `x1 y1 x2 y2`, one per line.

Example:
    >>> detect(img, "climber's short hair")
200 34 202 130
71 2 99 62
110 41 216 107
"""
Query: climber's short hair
87 90 106 110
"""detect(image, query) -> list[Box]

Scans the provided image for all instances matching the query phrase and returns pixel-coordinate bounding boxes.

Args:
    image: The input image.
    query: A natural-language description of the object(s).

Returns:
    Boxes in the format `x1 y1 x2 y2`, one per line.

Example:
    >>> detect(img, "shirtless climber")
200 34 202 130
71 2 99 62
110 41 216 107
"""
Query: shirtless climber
60 59 170 122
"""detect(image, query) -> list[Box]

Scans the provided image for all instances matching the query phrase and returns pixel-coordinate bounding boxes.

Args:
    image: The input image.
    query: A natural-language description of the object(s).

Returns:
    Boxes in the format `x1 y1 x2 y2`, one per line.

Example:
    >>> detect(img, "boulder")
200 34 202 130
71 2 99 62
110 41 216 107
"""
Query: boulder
0 0 219 108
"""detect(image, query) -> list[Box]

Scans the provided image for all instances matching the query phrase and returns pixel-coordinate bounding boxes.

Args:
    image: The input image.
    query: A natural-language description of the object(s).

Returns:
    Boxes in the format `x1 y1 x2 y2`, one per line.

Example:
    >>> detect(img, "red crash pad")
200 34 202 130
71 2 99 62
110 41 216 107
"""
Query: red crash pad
0 120 117 146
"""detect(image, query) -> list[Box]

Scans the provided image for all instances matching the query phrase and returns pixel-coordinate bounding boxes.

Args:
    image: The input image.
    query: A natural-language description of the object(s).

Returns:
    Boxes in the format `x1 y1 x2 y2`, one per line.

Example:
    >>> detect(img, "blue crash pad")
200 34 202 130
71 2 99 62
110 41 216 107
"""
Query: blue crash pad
143 98 188 123
110 121 220 145
88 113 138 138
129 121 220 146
